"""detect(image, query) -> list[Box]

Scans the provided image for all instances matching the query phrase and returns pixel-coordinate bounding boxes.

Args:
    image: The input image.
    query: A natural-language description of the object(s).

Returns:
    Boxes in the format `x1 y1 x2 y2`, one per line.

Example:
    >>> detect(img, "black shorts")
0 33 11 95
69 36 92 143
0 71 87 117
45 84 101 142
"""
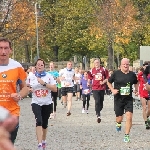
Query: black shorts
114 96 133 117
61 87 73 96
74 84 80 93
145 97 150 100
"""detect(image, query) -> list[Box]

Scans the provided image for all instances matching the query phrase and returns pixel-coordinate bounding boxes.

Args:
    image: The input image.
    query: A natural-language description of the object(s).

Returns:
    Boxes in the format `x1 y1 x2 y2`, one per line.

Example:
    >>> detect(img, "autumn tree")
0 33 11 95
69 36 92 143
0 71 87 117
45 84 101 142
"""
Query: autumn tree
91 0 138 69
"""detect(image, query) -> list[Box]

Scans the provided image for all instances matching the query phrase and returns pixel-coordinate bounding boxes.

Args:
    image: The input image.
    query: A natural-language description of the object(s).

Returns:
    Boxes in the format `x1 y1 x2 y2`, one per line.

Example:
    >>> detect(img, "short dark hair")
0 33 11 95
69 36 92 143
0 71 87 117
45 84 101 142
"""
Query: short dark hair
0 37 12 49
35 58 45 67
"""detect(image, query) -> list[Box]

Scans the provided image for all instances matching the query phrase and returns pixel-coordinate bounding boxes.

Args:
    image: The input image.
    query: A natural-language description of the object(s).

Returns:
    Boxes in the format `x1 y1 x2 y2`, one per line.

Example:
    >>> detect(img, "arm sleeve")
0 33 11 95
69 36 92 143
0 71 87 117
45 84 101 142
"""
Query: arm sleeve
18 67 27 81
108 71 115 83
133 73 138 84
26 76 30 85
104 69 109 79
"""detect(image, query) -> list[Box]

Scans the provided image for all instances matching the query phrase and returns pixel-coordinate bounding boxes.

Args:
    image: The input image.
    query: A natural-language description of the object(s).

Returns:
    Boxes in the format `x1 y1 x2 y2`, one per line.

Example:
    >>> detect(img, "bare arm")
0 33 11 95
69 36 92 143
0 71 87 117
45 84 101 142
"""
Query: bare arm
56 77 61 84
46 84 57 92
107 81 119 95
18 80 29 98
36 77 57 92
107 81 114 92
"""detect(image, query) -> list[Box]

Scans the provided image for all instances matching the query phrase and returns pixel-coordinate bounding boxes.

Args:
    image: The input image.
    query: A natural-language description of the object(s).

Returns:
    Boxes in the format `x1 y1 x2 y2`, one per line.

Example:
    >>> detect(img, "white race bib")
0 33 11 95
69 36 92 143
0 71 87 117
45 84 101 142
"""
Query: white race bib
35 89 48 97
83 89 90 95
95 73 102 80
120 87 130 95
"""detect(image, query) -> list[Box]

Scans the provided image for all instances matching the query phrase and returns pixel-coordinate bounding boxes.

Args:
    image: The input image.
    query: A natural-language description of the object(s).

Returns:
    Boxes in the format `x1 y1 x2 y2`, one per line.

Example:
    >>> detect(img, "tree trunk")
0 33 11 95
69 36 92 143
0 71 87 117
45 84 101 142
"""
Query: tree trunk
25 40 30 63
107 40 113 70
53 45 59 62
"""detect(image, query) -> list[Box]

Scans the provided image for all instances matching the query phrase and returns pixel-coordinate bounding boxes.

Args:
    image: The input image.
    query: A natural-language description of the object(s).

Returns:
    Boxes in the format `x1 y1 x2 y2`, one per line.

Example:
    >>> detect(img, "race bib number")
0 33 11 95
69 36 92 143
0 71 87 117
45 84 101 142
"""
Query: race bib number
95 73 102 80
35 89 48 97
120 87 130 95
83 89 90 94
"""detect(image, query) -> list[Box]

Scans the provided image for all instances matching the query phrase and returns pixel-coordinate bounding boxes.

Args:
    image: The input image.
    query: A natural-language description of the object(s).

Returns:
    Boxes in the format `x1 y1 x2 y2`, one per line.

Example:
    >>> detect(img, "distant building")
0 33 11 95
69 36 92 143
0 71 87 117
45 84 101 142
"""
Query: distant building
140 46 150 63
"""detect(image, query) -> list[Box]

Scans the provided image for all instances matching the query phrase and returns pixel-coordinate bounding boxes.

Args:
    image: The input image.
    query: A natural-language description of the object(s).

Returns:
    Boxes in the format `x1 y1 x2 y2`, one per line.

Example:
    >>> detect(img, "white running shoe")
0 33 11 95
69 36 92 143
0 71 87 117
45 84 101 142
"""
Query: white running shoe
86 110 88 114
82 108 85 113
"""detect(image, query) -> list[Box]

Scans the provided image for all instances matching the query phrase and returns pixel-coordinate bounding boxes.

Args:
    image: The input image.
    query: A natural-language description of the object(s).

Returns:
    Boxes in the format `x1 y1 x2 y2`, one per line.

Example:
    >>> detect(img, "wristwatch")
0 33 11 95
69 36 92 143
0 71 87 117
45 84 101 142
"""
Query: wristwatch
43 82 47 86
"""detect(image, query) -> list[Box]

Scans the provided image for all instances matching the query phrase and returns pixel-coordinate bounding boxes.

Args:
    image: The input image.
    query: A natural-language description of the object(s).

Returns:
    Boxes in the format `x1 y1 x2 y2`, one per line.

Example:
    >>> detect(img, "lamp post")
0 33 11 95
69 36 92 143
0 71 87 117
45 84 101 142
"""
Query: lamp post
35 2 39 59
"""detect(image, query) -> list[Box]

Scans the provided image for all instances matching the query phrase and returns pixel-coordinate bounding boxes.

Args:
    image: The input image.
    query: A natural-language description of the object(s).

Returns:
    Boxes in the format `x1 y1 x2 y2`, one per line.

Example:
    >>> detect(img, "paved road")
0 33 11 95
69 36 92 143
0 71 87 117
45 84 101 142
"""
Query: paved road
14 95 150 150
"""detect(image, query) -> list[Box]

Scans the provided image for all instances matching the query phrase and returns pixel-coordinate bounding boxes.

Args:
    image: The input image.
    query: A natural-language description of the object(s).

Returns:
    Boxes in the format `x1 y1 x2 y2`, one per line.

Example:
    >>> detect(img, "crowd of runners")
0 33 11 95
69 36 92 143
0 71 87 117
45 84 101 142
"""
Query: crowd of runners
1 37 150 150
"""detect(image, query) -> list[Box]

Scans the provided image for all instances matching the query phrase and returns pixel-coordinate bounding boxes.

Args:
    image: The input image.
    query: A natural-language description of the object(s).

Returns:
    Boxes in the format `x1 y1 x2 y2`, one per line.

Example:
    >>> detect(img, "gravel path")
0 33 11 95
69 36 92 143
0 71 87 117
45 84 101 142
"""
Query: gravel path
14 95 150 150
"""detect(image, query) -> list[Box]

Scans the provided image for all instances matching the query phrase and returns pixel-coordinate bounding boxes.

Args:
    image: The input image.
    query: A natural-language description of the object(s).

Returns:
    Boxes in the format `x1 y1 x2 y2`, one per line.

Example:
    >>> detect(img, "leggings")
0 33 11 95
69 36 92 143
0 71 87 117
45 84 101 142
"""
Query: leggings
52 91 58 112
32 103 52 129
82 94 90 110
58 88 61 99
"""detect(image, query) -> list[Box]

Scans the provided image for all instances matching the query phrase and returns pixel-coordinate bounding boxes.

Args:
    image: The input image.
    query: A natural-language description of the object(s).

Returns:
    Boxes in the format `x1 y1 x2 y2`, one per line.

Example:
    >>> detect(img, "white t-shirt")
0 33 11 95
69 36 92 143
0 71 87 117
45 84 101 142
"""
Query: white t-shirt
26 73 56 106
74 73 81 84
59 68 74 87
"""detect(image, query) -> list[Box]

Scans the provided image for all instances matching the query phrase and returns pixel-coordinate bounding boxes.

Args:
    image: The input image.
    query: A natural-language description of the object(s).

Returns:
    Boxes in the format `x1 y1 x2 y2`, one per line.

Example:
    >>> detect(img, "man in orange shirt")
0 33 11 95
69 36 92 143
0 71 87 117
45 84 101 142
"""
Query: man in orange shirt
0 37 29 144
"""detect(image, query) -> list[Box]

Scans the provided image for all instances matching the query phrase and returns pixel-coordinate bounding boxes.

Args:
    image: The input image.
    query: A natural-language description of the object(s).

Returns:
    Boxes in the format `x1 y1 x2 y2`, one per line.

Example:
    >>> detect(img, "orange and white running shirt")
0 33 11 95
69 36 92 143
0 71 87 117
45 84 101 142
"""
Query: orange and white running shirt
0 58 27 116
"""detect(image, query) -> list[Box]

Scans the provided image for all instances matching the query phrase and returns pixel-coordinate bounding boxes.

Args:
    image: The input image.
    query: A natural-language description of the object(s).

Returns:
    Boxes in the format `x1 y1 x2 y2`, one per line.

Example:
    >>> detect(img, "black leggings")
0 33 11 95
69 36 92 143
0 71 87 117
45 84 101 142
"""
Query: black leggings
82 94 90 110
32 103 52 129
52 91 58 112
58 88 61 99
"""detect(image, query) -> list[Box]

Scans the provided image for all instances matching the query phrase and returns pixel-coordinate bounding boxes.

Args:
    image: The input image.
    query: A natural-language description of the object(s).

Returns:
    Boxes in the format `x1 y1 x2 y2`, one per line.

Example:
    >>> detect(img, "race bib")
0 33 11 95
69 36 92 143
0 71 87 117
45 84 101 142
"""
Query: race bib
95 73 102 80
120 87 130 95
35 89 48 97
83 89 90 94
64 82 71 87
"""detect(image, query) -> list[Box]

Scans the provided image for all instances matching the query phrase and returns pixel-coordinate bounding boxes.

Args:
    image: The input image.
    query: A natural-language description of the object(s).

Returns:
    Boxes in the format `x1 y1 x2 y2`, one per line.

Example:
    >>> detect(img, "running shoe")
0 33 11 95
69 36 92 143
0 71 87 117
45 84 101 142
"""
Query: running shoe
124 134 130 143
116 123 121 132
146 123 150 129
86 110 88 114
82 108 85 113
50 113 54 119
97 116 101 123
38 145 43 150
67 111 71 116
147 118 150 124
42 142 46 150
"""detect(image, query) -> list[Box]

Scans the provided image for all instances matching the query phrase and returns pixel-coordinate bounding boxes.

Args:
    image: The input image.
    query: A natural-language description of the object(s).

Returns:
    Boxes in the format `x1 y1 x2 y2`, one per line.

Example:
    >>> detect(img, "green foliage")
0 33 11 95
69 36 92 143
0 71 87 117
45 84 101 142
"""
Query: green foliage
40 0 106 61
1 0 150 67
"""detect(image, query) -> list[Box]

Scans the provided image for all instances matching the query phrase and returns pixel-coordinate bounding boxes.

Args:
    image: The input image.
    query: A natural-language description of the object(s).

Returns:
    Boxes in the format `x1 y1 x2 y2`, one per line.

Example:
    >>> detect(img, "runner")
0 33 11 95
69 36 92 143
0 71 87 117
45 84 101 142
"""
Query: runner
48 61 59 119
74 67 82 101
59 61 75 116
80 71 91 114
107 58 138 142
88 58 109 123
0 37 29 144
26 58 57 150
137 67 150 129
